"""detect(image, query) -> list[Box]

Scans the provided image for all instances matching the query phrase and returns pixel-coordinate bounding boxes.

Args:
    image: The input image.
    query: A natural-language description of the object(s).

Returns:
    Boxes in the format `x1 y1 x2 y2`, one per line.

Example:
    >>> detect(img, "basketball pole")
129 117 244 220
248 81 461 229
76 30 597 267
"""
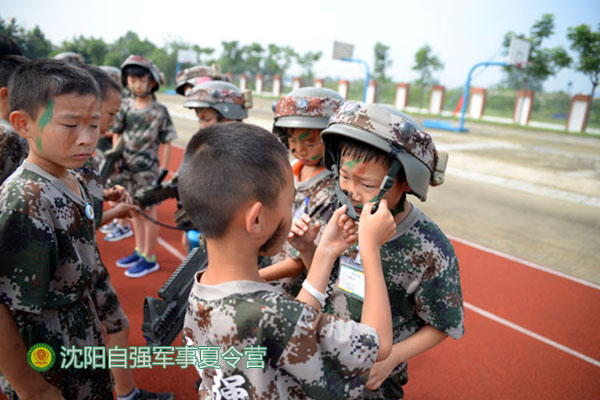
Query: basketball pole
342 57 370 102
458 61 508 131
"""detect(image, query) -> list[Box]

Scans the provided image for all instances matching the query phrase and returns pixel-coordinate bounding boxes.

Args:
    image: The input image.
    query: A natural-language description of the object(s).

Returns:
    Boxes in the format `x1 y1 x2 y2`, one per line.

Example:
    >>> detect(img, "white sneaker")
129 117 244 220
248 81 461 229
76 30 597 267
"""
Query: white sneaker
104 225 133 242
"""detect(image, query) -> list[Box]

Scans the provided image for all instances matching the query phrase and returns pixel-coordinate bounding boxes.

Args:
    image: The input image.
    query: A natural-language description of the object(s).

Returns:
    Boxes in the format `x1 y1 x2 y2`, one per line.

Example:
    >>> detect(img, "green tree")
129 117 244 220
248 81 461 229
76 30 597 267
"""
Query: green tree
295 50 322 80
263 44 297 78
218 41 245 75
104 31 156 67
412 44 444 107
240 42 264 75
501 14 571 91
0 16 53 59
567 23 600 129
191 45 215 65
374 42 392 82
56 36 108 65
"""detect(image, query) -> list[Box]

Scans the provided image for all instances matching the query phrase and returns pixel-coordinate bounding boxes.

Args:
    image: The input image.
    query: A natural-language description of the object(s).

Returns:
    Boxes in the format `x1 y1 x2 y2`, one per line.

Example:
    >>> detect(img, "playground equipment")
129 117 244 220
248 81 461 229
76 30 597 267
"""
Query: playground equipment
333 41 370 102
424 36 531 132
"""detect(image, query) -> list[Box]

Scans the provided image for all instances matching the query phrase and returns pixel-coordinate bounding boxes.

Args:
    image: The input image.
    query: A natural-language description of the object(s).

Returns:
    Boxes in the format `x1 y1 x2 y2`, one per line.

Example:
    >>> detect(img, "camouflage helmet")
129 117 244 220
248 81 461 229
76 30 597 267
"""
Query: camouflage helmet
184 80 252 120
53 52 84 64
99 66 121 84
321 101 447 202
274 87 344 129
175 65 212 95
120 55 162 92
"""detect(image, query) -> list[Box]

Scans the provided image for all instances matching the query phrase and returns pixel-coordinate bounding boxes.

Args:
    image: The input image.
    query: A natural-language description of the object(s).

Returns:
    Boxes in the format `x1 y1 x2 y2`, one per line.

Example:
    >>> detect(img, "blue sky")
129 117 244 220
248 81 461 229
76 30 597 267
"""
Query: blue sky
3 0 599 95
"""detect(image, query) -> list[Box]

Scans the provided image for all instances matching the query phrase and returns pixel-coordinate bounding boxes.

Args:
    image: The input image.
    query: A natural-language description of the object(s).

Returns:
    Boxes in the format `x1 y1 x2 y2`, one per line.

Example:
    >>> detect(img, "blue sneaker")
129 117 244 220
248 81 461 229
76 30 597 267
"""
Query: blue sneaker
116 250 141 268
125 258 160 278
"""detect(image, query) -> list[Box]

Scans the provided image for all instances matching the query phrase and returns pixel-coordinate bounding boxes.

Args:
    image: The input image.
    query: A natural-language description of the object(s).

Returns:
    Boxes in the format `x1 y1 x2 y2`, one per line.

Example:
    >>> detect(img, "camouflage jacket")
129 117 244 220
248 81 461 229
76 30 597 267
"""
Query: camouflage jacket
324 205 464 399
183 278 379 400
263 160 337 296
0 119 29 185
0 162 115 399
111 97 177 173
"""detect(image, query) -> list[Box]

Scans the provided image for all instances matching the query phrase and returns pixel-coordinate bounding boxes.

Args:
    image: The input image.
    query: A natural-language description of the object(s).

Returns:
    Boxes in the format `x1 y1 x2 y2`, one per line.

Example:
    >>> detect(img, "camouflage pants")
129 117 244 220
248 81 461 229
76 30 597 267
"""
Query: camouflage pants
109 168 157 201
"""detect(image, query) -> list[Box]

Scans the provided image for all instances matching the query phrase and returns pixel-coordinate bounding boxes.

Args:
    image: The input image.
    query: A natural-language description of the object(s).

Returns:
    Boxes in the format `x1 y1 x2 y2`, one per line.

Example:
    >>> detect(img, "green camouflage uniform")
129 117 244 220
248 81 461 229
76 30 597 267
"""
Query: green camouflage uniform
319 102 463 399
0 119 29 185
0 161 126 399
324 205 464 399
75 157 130 334
110 97 177 195
183 278 380 400
262 160 337 297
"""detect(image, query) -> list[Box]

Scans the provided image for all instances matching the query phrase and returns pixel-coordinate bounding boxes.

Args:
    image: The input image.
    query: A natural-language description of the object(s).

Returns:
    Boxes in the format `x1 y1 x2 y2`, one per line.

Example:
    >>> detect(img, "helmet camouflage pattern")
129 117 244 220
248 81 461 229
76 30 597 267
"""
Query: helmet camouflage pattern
53 52 84 64
184 80 251 120
99 65 121 84
120 55 162 92
273 87 344 146
321 101 447 201
175 65 212 95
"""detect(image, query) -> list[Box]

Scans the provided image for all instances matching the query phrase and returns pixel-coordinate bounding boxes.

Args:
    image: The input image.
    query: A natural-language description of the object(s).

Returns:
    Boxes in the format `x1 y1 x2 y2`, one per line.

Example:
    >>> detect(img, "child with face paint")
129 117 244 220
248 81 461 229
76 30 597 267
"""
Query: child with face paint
0 60 115 399
258 87 345 296
179 122 394 399
109 55 177 278
319 101 464 399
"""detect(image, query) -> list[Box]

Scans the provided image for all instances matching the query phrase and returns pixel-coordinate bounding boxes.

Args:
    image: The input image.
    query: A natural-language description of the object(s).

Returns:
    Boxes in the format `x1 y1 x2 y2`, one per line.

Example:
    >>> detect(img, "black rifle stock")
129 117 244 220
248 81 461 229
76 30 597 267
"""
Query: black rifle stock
98 137 124 184
142 244 208 347
134 170 178 208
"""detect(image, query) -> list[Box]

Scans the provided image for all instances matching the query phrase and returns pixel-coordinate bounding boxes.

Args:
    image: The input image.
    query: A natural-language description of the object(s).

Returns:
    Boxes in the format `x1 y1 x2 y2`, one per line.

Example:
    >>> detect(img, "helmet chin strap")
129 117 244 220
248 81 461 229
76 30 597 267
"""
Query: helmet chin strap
329 143 406 221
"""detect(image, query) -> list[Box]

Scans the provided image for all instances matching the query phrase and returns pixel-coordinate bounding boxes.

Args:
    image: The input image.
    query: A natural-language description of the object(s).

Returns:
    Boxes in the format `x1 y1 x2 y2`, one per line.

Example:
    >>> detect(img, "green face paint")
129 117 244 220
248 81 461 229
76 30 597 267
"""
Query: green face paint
344 160 360 170
368 195 379 203
37 99 54 133
36 99 54 152
297 131 310 142
310 155 321 161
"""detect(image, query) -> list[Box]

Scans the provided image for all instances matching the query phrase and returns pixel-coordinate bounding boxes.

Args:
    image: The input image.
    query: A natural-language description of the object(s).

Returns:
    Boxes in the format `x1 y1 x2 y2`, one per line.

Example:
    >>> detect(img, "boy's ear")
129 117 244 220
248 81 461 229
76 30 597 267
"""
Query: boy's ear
9 110 34 139
0 87 8 104
245 201 264 234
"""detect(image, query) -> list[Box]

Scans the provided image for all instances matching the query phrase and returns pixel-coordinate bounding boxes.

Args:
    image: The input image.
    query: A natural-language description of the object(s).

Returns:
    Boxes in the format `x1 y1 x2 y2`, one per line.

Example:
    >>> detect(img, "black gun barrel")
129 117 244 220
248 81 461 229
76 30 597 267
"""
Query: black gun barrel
142 244 208 347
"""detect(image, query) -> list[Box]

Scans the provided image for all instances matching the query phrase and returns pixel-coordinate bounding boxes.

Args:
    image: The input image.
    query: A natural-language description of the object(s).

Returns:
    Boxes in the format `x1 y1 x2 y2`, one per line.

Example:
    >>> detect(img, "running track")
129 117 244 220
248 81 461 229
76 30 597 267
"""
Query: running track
9 144 598 399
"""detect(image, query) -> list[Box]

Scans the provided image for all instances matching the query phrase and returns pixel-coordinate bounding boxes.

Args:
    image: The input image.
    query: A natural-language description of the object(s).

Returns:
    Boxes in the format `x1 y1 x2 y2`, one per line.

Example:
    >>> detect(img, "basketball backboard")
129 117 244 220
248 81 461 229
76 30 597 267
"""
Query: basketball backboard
508 36 531 67
333 41 354 60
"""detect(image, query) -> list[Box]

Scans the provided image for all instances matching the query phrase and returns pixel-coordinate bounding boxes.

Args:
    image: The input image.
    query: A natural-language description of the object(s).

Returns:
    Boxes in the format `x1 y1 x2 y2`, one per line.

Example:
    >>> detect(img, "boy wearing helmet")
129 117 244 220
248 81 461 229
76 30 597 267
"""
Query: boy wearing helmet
320 102 464 399
110 55 177 278
184 80 251 129
258 87 344 296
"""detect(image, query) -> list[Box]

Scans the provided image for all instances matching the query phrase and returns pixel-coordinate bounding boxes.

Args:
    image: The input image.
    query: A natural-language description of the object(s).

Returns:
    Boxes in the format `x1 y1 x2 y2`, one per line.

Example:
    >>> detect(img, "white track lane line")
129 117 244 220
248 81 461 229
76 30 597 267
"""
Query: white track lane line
157 237 185 261
449 235 600 291
465 302 600 368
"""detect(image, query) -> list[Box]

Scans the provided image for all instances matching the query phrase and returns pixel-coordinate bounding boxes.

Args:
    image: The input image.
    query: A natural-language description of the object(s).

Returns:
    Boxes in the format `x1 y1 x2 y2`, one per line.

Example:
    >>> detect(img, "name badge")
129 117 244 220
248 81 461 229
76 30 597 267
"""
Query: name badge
337 256 365 302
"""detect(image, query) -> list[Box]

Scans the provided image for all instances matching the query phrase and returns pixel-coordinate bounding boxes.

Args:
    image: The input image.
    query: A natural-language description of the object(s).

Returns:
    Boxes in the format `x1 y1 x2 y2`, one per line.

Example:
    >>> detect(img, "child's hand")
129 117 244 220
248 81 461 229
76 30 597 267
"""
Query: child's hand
318 205 358 257
288 214 321 252
358 200 396 250
103 185 131 204
111 203 138 219
339 212 358 244
365 355 397 391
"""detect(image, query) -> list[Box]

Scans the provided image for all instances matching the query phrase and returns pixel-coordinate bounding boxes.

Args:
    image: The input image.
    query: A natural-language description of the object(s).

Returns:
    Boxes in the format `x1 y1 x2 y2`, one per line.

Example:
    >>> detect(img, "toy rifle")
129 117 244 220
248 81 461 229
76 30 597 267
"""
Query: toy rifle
142 244 208 347
134 169 178 208
98 137 124 184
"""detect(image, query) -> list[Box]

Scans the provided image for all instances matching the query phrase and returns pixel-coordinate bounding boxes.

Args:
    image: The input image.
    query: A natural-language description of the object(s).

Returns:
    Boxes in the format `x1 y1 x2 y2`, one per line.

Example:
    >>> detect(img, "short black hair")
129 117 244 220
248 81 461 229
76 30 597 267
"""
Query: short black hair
337 136 406 183
123 65 150 79
178 122 289 238
78 63 121 101
0 34 23 57
8 60 100 118
0 55 29 88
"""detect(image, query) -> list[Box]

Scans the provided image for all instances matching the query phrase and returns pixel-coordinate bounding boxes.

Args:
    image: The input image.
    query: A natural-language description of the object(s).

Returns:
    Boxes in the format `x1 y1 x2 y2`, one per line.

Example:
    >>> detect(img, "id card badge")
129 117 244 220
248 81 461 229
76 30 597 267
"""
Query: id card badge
337 255 365 302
